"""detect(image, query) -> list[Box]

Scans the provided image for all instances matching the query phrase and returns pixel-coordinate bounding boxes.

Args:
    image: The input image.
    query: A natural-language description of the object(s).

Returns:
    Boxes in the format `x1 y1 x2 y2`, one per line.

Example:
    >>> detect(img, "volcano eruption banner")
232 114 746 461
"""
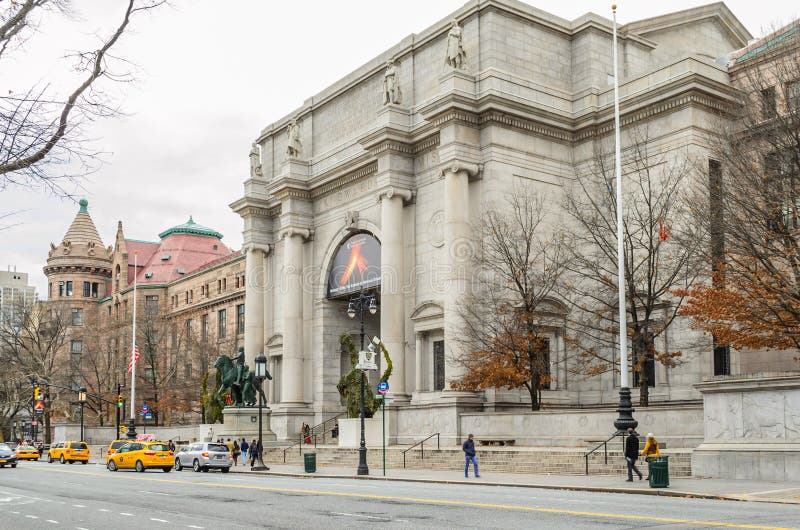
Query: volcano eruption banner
327 233 381 297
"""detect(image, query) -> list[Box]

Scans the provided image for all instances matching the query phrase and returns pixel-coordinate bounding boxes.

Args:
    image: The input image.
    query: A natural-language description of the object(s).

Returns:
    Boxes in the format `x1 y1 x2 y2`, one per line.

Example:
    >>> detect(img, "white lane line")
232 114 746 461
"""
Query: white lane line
119 512 134 516
11 511 19 514
331 512 387 520
76 527 90 530
26 514 39 519
46 520 59 524
98 508 110 512
150 518 169 523
187 526 204 529
73 504 86 508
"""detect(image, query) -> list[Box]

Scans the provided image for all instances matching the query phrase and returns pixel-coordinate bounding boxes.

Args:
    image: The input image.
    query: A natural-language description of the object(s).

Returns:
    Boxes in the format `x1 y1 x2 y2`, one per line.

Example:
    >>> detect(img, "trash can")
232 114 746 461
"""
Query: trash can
304 452 316 473
648 456 669 488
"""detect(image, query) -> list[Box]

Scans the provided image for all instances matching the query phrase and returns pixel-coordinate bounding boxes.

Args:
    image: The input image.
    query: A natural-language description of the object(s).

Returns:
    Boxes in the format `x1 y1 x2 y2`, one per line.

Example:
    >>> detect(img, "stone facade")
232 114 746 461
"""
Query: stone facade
44 201 246 425
232 1 752 441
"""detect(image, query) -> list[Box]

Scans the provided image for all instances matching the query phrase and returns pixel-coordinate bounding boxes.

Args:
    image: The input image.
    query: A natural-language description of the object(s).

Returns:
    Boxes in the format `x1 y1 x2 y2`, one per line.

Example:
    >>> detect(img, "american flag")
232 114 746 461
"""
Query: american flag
127 342 140 374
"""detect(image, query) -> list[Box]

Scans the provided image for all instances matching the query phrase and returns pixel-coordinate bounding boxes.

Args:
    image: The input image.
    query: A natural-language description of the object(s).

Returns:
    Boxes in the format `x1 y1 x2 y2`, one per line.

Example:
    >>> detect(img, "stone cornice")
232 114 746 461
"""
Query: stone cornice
309 161 378 200
244 243 273 256
229 196 272 218
43 264 112 276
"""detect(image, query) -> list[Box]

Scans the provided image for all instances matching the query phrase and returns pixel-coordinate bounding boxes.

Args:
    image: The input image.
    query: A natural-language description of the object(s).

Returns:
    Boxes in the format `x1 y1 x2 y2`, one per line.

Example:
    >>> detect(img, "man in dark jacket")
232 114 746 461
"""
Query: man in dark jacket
624 428 643 481
462 434 480 478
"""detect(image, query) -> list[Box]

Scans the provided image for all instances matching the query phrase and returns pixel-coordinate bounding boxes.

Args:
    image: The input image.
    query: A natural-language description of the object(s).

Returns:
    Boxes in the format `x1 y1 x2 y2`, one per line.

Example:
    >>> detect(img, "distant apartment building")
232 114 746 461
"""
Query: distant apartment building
0 267 36 327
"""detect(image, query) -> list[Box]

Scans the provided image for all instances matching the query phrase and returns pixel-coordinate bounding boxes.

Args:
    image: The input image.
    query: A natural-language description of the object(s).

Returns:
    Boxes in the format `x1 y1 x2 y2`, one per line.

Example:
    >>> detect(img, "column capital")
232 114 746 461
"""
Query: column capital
440 161 482 179
376 186 414 204
281 227 313 241
244 243 273 256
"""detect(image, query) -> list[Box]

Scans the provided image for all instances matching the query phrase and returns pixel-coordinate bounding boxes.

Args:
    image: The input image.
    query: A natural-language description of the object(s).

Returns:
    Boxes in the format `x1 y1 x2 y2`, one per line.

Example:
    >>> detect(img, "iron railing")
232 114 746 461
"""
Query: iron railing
282 413 346 462
402 433 440 468
583 432 624 475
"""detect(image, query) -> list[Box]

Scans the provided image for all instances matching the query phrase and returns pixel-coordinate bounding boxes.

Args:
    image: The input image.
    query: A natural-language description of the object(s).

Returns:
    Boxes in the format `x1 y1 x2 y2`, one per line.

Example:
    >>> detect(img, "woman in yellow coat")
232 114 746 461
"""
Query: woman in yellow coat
640 433 661 478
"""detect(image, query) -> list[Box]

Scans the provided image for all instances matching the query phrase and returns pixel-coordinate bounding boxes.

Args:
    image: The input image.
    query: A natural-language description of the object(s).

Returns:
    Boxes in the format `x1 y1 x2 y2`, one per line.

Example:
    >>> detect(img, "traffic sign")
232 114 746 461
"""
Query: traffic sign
34 400 44 414
140 404 149 413
31 421 38 426
377 381 389 395
145 413 153 419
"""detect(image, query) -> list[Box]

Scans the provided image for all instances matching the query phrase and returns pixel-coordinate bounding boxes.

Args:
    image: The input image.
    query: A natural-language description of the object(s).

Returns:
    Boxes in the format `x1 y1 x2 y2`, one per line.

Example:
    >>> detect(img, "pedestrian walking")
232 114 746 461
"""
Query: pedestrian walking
240 438 249 466
640 432 661 479
232 439 240 466
249 439 258 466
168 439 175 453
625 427 643 482
462 433 479 478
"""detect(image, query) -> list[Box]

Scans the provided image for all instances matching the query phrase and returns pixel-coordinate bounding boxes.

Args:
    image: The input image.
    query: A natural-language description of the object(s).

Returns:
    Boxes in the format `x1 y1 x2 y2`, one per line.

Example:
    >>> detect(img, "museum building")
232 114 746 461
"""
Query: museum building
232 0 753 442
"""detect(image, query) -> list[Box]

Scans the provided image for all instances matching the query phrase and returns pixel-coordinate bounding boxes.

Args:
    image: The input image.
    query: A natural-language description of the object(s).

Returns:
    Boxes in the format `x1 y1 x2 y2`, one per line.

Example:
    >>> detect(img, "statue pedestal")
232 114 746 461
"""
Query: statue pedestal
219 406 277 445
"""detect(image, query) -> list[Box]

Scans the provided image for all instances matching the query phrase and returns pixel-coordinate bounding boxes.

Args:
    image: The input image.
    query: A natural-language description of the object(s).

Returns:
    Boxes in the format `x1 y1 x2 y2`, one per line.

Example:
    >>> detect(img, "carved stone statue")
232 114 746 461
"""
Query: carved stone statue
383 59 401 105
213 349 270 407
286 119 302 158
445 18 467 70
249 143 262 178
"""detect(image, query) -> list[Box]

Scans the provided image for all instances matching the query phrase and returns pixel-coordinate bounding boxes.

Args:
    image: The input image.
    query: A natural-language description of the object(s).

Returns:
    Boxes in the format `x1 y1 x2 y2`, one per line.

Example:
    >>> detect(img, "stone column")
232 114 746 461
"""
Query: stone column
282 228 309 405
414 331 424 393
244 245 268 368
442 162 479 387
379 187 412 399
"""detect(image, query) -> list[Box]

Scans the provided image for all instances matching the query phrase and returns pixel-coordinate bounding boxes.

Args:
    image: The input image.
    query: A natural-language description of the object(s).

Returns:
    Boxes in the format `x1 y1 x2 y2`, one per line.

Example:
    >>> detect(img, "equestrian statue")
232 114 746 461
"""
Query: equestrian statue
214 347 270 407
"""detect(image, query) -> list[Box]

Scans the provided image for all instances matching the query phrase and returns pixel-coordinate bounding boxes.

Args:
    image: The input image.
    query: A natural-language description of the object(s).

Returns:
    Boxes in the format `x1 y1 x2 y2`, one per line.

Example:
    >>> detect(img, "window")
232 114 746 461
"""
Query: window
433 340 445 391
186 319 193 341
71 308 83 326
71 340 83 353
49 283 52 298
58 282 64 297
714 344 731 376
633 350 656 388
185 292 189 304
709 159 724 271
201 314 208 342
91 282 99 298
222 278 227 291
535 337 552 389
189 290 193 303
235 276 239 289
761 86 777 119
83 281 91 297
217 279 222 294
240 274 245 288
145 295 159 316
184 363 192 379
236 304 245 334
66 281 73 296
786 81 800 111
218 309 227 338
171 326 177 348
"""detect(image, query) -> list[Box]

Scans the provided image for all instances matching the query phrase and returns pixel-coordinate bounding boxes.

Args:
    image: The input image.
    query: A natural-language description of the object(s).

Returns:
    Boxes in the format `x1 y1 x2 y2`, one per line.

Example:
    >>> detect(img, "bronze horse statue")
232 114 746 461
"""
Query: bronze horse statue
213 354 269 407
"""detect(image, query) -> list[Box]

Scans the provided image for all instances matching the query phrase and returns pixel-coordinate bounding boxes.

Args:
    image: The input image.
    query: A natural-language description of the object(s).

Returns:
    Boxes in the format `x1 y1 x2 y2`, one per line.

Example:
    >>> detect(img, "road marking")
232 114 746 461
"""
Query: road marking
120 512 134 516
187 526 204 529
76 527 90 530
15 466 796 530
11 511 19 514
331 512 387 520
73 504 86 507
26 515 39 519
46 520 59 524
150 518 169 523
98 508 110 512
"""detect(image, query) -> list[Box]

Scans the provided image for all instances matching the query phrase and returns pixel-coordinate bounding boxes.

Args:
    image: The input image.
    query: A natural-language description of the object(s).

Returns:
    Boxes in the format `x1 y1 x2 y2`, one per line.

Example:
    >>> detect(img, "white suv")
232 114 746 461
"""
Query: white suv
174 442 232 473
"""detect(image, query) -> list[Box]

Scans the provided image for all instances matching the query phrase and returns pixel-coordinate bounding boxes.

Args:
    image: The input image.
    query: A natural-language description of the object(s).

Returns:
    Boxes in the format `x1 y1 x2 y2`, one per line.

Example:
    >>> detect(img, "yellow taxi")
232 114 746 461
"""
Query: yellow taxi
106 441 173 473
15 445 40 460
48 441 90 464
106 439 129 460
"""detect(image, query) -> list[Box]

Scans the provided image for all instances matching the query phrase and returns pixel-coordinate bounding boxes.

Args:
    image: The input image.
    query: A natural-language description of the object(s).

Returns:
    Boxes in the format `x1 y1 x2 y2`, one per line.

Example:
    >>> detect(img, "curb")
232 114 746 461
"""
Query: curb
231 469 744 502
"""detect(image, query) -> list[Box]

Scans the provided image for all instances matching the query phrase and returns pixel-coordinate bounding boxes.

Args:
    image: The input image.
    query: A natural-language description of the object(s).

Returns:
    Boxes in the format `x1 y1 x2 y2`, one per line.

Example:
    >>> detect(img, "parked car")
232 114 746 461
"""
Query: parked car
48 441 90 464
0 443 18 468
15 445 40 461
106 441 173 473
174 442 231 472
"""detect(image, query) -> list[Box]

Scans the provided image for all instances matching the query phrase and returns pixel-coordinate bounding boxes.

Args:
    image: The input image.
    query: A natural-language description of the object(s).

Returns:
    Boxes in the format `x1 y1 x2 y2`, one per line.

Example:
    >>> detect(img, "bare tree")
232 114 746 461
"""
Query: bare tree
681 27 800 353
563 127 705 406
0 0 166 196
452 184 571 411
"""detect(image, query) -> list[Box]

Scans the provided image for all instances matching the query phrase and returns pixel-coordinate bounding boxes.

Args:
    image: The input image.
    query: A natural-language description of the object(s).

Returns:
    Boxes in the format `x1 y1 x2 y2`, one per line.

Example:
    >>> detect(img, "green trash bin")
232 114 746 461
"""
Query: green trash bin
304 452 316 473
648 456 669 488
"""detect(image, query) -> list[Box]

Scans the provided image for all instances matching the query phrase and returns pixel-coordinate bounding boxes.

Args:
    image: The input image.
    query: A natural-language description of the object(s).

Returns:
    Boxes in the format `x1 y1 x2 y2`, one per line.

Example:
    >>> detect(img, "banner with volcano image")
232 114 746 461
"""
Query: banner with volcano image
327 233 381 297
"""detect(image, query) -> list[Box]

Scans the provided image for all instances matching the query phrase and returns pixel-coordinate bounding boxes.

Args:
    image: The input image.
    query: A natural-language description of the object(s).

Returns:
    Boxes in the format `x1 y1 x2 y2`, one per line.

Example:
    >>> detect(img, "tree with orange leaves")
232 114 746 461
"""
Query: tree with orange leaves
452 184 570 411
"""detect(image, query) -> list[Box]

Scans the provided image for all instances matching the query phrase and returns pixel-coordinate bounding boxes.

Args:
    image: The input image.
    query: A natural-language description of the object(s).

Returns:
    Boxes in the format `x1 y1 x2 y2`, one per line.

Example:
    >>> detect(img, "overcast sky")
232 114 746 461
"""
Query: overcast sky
2 0 798 296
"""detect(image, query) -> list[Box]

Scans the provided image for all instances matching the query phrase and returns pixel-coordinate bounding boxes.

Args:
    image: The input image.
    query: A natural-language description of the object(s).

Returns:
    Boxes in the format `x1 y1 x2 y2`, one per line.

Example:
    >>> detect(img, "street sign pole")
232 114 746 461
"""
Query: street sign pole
382 395 385 477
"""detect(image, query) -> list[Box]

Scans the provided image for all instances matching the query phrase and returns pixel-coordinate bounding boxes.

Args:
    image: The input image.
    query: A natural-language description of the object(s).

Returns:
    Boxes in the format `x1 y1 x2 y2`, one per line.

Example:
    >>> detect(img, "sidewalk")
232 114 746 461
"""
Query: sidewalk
227 462 800 505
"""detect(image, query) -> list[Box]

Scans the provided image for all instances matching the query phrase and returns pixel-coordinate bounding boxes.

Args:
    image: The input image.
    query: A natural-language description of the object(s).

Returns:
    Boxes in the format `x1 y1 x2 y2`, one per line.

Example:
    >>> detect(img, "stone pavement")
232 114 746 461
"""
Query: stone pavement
228 461 800 505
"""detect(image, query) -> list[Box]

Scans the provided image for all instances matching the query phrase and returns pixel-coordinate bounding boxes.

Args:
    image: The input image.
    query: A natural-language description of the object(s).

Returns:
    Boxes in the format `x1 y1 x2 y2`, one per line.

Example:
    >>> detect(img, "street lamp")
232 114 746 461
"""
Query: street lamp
252 353 269 471
347 291 378 476
78 387 87 441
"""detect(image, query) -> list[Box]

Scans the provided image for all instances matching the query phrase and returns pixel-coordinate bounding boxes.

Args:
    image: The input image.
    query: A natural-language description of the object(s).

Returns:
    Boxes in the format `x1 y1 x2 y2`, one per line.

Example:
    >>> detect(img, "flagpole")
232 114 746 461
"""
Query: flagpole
127 251 139 439
611 4 637 434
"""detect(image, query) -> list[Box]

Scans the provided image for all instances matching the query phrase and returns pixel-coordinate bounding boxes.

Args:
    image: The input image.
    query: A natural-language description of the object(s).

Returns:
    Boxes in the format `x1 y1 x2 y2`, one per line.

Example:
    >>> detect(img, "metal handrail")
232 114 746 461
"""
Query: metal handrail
401 433 440 468
282 434 304 463
310 412 345 446
583 432 624 475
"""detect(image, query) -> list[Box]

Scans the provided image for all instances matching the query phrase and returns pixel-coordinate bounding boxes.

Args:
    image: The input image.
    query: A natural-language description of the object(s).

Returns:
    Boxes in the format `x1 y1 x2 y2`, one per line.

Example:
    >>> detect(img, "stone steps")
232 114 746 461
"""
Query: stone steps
264 446 691 476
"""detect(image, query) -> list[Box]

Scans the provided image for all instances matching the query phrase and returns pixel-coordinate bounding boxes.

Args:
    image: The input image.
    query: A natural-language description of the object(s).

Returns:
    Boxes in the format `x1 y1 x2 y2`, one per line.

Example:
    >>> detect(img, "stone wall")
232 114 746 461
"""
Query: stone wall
692 373 800 480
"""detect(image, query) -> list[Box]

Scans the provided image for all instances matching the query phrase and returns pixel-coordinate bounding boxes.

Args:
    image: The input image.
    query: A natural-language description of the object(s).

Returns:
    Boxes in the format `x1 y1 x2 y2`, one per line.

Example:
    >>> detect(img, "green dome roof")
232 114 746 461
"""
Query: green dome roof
158 216 223 240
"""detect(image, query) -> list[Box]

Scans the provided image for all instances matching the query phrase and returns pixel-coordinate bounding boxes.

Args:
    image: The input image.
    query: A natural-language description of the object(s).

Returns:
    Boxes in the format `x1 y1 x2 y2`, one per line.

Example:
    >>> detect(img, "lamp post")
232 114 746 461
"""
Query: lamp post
347 291 378 476
12 420 17 443
21 420 27 442
252 353 269 471
78 387 87 441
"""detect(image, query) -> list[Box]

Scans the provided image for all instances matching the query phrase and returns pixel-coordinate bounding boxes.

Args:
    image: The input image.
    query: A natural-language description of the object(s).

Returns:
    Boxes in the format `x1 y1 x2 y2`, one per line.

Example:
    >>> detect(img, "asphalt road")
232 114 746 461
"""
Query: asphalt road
1 460 798 529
